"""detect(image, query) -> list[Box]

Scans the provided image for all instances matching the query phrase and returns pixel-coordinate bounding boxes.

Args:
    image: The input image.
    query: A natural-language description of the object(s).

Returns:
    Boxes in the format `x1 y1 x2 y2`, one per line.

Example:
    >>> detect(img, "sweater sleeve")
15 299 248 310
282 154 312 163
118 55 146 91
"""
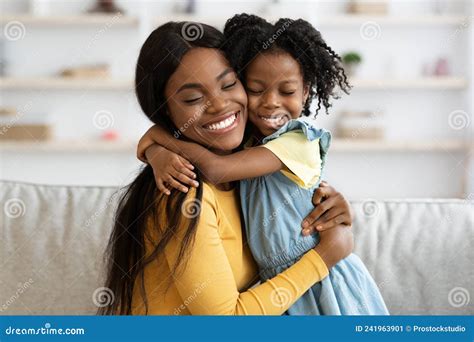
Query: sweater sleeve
162 188 329 315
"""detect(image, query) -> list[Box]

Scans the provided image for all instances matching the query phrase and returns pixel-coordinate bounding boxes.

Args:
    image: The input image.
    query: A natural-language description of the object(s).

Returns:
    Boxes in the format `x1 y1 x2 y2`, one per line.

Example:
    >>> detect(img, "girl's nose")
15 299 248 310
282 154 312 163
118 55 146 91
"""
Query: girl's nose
262 91 280 109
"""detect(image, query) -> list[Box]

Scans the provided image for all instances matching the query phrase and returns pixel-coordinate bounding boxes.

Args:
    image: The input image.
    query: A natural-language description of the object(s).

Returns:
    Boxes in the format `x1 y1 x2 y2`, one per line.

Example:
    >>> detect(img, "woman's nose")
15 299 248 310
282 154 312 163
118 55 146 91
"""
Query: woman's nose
207 95 227 114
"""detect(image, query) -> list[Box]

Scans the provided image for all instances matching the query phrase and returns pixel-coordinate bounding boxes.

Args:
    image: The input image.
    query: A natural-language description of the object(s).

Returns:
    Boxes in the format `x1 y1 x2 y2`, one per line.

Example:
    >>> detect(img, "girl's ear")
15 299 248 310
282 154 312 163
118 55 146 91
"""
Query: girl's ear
303 84 310 104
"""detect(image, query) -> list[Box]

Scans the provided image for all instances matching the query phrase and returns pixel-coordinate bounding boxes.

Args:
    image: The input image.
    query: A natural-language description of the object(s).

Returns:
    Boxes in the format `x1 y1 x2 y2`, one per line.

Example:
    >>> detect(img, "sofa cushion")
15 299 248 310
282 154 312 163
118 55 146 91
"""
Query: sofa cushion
1 181 472 315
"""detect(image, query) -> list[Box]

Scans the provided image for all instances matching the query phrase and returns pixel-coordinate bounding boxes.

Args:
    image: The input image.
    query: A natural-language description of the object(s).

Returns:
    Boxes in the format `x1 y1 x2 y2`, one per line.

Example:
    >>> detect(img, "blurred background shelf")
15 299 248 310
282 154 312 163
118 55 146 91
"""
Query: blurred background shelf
0 77 466 91
1 139 469 153
0 77 133 90
0 14 139 26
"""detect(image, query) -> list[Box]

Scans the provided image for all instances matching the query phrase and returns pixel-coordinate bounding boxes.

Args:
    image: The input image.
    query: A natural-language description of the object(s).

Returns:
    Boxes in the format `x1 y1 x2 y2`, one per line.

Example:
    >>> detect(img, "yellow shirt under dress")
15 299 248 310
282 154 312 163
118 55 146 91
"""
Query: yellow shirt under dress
131 183 329 315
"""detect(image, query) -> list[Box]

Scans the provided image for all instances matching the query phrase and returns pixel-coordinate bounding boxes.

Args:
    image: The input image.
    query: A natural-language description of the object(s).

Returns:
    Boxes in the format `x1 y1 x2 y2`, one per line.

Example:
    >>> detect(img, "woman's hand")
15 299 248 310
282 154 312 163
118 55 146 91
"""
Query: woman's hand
145 144 198 195
314 224 354 269
301 181 353 236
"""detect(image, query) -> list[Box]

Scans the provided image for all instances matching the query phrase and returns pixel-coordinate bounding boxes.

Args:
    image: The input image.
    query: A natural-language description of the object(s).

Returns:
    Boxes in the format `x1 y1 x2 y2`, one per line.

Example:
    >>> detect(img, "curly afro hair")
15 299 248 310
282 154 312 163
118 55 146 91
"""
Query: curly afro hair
222 13 351 116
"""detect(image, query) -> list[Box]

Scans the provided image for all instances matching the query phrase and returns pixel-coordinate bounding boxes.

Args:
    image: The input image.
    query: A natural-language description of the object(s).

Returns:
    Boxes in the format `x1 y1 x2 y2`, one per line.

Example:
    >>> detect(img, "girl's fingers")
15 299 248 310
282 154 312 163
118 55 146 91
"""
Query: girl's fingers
179 156 195 170
173 163 196 180
174 171 199 188
156 179 171 196
165 176 189 193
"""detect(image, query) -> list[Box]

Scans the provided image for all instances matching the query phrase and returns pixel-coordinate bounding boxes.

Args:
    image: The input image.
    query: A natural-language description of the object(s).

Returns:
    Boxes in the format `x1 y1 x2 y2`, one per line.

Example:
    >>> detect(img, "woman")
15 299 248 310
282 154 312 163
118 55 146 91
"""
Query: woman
99 21 353 315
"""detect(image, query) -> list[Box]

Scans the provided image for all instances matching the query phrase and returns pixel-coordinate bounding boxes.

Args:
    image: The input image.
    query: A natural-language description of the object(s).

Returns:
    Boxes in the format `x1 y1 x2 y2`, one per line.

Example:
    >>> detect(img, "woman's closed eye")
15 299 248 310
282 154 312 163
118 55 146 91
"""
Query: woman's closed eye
183 96 203 104
223 80 237 90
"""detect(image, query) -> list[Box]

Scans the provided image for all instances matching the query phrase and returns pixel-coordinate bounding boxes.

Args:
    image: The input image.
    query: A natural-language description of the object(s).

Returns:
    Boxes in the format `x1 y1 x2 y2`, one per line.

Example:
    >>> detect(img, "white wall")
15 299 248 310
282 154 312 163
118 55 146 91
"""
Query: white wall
1 0 472 198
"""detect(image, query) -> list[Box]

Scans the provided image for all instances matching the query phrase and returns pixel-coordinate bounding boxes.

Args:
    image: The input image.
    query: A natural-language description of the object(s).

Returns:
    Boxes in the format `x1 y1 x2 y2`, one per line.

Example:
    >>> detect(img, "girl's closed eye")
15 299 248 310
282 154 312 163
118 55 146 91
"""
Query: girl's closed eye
183 96 203 104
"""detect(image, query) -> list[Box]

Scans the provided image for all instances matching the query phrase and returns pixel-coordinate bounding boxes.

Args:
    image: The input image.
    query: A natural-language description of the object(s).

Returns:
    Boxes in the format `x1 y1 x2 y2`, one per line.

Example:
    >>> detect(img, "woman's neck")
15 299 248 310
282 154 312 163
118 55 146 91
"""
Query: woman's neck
208 147 234 191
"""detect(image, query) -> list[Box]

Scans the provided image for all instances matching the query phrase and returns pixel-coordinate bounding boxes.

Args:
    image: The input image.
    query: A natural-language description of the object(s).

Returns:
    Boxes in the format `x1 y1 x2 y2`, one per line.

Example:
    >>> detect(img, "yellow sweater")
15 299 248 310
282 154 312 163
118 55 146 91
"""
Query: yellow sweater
132 183 329 315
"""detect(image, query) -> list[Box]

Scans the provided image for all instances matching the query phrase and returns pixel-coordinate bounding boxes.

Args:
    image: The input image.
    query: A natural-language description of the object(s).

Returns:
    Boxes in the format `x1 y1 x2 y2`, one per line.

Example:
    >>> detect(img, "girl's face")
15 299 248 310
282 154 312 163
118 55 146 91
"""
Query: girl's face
165 48 248 154
245 51 309 137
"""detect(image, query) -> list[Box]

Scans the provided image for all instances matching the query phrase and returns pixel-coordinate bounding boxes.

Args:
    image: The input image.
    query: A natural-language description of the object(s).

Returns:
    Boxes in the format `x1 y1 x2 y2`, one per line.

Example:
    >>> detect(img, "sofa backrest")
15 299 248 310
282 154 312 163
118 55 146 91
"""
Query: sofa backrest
1 181 472 315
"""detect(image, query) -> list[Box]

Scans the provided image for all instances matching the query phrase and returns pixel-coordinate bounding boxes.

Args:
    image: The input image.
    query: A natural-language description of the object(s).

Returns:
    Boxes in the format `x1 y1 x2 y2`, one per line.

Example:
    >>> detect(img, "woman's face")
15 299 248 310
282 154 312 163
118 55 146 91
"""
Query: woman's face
165 48 248 154
245 51 309 137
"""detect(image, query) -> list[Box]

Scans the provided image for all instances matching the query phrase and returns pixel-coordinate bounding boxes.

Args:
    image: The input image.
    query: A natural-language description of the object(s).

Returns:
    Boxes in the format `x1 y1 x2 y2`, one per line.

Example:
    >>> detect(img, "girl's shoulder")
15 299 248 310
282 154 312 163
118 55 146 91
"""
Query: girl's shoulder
262 116 331 149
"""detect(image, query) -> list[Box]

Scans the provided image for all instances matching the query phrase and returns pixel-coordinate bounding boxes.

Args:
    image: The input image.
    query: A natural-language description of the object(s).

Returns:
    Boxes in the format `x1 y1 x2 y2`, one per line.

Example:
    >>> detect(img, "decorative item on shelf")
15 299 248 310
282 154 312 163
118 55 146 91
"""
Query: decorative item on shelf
421 57 451 77
59 64 109 79
346 0 388 15
433 58 450 76
336 110 385 140
173 0 197 14
101 129 120 141
0 108 52 141
29 0 51 16
87 0 124 14
342 51 362 78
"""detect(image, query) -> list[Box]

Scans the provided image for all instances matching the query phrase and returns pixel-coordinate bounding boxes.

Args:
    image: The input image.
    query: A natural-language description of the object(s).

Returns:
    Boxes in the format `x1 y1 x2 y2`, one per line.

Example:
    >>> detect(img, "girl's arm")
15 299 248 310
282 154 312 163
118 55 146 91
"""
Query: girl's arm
138 124 283 185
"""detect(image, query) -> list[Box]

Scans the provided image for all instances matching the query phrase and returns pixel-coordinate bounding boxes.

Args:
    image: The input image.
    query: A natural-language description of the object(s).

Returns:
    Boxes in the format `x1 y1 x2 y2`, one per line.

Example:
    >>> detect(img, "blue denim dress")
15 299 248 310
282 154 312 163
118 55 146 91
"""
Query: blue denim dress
240 117 389 315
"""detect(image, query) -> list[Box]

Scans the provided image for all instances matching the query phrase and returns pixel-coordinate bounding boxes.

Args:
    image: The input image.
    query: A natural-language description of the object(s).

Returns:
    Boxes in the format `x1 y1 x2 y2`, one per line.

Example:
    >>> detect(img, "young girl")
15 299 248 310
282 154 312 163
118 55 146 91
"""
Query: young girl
138 14 388 315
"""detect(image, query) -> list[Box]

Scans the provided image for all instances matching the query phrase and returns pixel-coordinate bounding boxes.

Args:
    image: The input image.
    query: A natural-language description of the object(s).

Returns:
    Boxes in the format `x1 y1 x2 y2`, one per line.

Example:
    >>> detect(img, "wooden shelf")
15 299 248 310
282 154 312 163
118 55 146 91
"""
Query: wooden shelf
0 14 139 27
0 77 133 90
0 139 468 153
0 140 136 152
331 139 469 152
314 15 468 27
350 77 468 90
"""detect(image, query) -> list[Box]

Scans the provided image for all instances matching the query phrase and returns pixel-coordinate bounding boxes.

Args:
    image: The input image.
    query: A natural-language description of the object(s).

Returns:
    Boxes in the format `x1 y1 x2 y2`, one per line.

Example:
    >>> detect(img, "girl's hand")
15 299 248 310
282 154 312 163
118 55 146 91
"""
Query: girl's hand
301 181 353 236
145 144 199 195
314 224 354 269
137 124 173 163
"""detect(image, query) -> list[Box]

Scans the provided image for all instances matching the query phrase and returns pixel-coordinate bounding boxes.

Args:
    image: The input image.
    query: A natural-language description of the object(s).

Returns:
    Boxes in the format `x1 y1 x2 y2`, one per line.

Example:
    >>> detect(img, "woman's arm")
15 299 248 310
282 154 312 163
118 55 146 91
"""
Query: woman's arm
138 124 284 184
162 186 353 315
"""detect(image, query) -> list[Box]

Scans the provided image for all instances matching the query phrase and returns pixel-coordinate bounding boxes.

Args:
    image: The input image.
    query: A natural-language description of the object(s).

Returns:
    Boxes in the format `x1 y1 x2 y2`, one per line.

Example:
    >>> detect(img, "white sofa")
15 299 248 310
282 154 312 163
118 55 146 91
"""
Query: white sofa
1 180 473 315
